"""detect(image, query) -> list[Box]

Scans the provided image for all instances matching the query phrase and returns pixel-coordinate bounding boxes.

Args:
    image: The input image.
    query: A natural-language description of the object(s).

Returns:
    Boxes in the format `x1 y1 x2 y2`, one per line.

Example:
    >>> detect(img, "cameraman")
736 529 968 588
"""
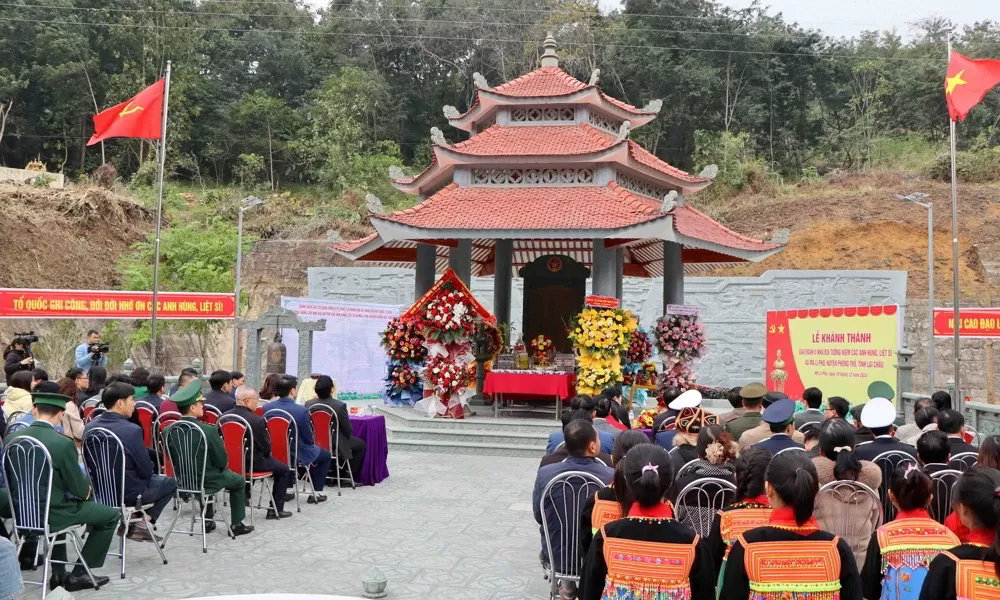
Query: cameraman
3 336 33 380
74 329 108 370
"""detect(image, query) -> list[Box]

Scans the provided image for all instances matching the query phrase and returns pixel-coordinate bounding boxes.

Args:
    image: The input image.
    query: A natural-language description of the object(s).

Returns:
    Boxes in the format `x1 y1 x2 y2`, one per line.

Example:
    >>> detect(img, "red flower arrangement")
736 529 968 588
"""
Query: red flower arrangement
425 355 473 395
627 329 653 365
416 291 476 343
380 317 428 361
389 362 420 392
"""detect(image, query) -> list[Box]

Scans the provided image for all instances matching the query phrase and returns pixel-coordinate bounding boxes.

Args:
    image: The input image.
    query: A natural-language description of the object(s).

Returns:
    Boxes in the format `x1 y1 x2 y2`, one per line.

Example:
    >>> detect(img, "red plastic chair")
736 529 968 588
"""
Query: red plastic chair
254 407 264 417
134 401 159 449
155 411 182 477
308 404 355 496
200 404 221 425
264 409 316 511
218 415 277 526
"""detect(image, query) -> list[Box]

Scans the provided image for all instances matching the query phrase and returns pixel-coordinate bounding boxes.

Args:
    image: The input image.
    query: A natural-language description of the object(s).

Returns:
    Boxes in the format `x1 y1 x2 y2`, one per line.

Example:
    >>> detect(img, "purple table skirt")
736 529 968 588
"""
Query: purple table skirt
349 414 389 485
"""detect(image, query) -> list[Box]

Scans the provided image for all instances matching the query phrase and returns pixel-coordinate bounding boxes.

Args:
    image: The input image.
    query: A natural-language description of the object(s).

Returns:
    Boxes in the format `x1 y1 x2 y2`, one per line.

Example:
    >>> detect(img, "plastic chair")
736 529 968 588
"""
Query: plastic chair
84 406 106 423
675 477 736 538
153 411 181 476
217 414 278 527
2 436 101 598
159 420 236 553
80 398 100 420
539 471 606 600
816 479 883 567
81 427 168 578
873 450 917 522
309 404 355 497
948 452 978 473
264 409 317 511
200 405 221 426
929 469 963 524
965 426 981 446
133 401 159 449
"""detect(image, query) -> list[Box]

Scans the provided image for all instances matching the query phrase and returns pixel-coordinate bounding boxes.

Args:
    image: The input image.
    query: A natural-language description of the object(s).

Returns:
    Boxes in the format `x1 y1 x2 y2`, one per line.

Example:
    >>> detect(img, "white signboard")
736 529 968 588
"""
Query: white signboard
280 297 402 398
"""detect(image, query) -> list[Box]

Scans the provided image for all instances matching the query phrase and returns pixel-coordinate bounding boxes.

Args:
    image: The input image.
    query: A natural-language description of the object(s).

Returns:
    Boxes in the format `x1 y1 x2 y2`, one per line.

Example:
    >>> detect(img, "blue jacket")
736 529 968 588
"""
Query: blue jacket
85 411 155 504
74 342 108 370
263 397 321 465
545 430 614 455
532 455 613 567
755 433 804 455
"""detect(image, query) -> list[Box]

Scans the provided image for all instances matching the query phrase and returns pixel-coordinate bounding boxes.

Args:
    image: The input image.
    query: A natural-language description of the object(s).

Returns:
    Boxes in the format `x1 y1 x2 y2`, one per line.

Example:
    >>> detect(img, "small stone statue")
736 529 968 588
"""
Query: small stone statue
430 127 447 146
588 68 601 86
642 99 663 114
616 120 631 141
661 190 678 212
699 164 719 179
365 193 385 215
472 72 491 90
388 165 405 180
442 105 461 119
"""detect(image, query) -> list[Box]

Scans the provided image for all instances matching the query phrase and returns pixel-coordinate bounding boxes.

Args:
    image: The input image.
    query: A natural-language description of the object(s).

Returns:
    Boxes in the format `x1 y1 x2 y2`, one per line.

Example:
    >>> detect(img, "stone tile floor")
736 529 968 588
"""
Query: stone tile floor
16 452 549 600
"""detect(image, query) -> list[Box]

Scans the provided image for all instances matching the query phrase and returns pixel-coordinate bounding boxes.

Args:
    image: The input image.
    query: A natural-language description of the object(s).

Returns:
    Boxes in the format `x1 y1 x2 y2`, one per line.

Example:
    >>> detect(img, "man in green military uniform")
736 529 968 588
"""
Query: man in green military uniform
726 382 766 441
3 392 119 591
168 381 254 536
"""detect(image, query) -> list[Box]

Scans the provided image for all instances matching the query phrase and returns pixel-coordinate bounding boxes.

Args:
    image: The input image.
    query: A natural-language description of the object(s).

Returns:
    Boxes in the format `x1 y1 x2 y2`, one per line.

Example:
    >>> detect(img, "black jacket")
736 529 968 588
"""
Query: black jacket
3 349 30 380
224 405 273 469
947 436 979 457
203 389 236 414
855 436 917 461
305 396 354 460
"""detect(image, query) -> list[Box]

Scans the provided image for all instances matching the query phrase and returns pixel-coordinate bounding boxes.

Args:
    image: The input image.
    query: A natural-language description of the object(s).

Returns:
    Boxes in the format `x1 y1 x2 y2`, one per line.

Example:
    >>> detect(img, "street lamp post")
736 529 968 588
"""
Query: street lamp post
896 193 935 393
232 196 265 370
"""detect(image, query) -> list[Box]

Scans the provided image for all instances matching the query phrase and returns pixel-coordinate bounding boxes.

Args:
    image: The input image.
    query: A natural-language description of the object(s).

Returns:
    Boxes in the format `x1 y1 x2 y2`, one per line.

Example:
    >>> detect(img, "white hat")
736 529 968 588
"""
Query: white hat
669 389 702 410
861 397 896 429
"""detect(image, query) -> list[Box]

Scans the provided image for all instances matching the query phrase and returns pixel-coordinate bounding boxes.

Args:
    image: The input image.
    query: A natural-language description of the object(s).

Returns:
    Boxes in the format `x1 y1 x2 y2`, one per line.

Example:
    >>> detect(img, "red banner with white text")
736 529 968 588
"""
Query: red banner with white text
933 307 1000 338
0 289 236 319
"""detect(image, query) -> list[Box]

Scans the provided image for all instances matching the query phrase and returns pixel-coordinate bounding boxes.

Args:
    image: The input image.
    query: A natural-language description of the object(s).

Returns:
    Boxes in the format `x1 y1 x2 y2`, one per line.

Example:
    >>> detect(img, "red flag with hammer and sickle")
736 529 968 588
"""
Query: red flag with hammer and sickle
87 79 165 145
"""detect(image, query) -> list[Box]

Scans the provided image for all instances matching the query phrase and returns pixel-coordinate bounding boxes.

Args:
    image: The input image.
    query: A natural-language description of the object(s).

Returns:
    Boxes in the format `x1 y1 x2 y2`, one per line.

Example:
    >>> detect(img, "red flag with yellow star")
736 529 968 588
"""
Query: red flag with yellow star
946 50 1000 122
87 79 165 145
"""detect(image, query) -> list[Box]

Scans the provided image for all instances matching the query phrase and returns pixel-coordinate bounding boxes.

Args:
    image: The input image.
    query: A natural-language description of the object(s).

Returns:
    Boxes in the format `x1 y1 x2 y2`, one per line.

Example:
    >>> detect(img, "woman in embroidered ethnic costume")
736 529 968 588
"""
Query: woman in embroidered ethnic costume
919 467 1000 600
860 464 959 599
580 444 715 600
943 435 1000 542
672 424 739 502
719 450 863 600
707 446 774 579
581 431 653 553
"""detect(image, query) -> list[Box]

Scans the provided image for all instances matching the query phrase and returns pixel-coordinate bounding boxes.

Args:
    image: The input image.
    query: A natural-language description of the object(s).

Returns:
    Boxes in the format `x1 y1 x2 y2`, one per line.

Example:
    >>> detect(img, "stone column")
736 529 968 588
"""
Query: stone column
896 348 915 420
494 239 513 327
449 239 473 284
615 248 624 300
245 327 261 389
662 241 684 311
592 239 616 297
298 332 314 383
415 243 436 298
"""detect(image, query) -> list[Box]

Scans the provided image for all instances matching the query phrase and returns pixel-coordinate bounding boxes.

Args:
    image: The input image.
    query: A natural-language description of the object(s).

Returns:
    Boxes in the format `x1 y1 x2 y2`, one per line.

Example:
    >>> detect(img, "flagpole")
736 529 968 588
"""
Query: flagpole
150 60 171 370
947 38 963 412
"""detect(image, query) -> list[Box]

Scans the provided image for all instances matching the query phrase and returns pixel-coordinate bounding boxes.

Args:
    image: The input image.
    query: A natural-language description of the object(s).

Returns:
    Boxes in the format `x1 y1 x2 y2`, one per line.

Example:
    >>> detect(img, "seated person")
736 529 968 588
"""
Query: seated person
138 374 167 412
546 396 614 454
938 409 978 455
262 375 333 503
224 386 293 519
202 370 236 414
855 397 916 460
918 430 951 474
85 382 177 540
159 372 198 414
168 381 254 536
539 409 613 468
903 406 940 446
305 376 366 483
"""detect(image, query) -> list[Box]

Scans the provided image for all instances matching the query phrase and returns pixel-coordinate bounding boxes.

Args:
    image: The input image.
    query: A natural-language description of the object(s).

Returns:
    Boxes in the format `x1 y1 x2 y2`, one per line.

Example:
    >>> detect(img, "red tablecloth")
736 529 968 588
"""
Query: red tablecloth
483 370 576 401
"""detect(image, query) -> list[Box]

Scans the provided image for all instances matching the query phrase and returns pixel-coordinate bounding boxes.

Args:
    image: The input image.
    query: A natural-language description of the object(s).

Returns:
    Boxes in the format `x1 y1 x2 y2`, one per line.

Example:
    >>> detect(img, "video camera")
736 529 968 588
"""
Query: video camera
88 342 110 358
13 331 38 353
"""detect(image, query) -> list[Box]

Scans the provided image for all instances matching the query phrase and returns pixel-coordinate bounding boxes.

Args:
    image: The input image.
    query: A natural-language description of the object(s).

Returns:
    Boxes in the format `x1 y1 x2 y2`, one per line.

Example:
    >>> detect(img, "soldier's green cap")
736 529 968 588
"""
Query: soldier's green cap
867 380 895 401
170 380 203 407
32 392 70 409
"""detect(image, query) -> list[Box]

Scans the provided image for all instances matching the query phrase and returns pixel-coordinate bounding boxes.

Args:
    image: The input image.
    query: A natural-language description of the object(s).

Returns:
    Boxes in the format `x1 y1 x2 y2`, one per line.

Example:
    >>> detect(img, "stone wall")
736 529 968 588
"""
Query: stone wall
0 166 64 188
307 267 908 388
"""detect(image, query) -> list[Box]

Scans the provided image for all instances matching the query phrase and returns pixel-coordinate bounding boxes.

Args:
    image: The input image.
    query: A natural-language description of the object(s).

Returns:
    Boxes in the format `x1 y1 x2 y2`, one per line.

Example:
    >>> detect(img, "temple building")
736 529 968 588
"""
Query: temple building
333 34 784 351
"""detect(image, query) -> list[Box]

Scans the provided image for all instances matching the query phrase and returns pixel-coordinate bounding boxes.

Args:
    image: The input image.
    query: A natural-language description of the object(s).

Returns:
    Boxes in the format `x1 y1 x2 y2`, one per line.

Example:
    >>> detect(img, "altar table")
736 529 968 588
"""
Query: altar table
483 370 576 420
348 415 389 485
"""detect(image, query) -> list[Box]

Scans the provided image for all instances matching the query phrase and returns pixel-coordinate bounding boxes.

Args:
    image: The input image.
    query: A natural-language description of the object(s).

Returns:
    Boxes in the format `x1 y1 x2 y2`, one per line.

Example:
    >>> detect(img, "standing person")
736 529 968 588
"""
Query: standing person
861 464 959 600
755 399 805 454
919 467 1000 600
74 329 108 370
579 444 715 600
228 371 245 399
1 370 33 418
262 375 332 503
3 336 33 379
203 370 236 413
896 398 933 443
707 446 774 582
579 430 652 553
726 383 765 441
856 397 917 461
85 382 178 540
795 387 825 430
224 386 293 520
812 418 883 566
938 410 979 455
4 391 119 591
719 451 863 600
825 396 852 420
167 381 254 536
306 375 367 484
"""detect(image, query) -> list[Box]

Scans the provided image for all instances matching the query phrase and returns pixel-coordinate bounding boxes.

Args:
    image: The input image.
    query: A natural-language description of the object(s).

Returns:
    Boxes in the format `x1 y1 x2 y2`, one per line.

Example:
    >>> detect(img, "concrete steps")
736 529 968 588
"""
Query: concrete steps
378 406 557 457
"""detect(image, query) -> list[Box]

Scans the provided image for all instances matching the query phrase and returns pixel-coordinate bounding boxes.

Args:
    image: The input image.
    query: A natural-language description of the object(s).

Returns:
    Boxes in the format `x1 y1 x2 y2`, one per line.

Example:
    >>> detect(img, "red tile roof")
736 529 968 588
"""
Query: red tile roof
491 67 589 97
600 92 654 115
377 182 666 231
331 232 378 252
627 141 709 184
673 204 780 251
449 123 617 156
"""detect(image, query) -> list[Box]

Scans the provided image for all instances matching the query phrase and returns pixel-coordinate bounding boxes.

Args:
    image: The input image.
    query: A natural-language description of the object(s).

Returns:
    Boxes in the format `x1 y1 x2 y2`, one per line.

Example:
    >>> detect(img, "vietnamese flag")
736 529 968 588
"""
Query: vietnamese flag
87 79 165 146
945 51 1000 122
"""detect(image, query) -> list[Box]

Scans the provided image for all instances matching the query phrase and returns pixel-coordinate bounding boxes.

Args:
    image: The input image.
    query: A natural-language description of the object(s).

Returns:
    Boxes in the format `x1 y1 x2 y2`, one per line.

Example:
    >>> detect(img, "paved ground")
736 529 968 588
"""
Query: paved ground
16 452 549 600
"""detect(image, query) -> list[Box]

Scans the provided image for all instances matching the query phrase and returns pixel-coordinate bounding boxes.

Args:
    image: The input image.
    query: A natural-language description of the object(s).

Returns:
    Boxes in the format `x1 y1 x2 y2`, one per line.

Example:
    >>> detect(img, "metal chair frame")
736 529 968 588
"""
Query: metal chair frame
929 468 964 524
5 421 29 435
81 427 168 578
798 420 821 432
675 477 737 538
308 404 356 497
264 409 318 511
5 410 28 426
965 426 982 446
674 459 701 481
159 420 236 553
948 452 978 473
774 446 809 456
80 398 100 421
816 479 883 567
539 470 606 600
2 436 100 599
873 450 917 522
217 413 278 527
84 406 106 424
200 404 222 426
152 411 181 475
